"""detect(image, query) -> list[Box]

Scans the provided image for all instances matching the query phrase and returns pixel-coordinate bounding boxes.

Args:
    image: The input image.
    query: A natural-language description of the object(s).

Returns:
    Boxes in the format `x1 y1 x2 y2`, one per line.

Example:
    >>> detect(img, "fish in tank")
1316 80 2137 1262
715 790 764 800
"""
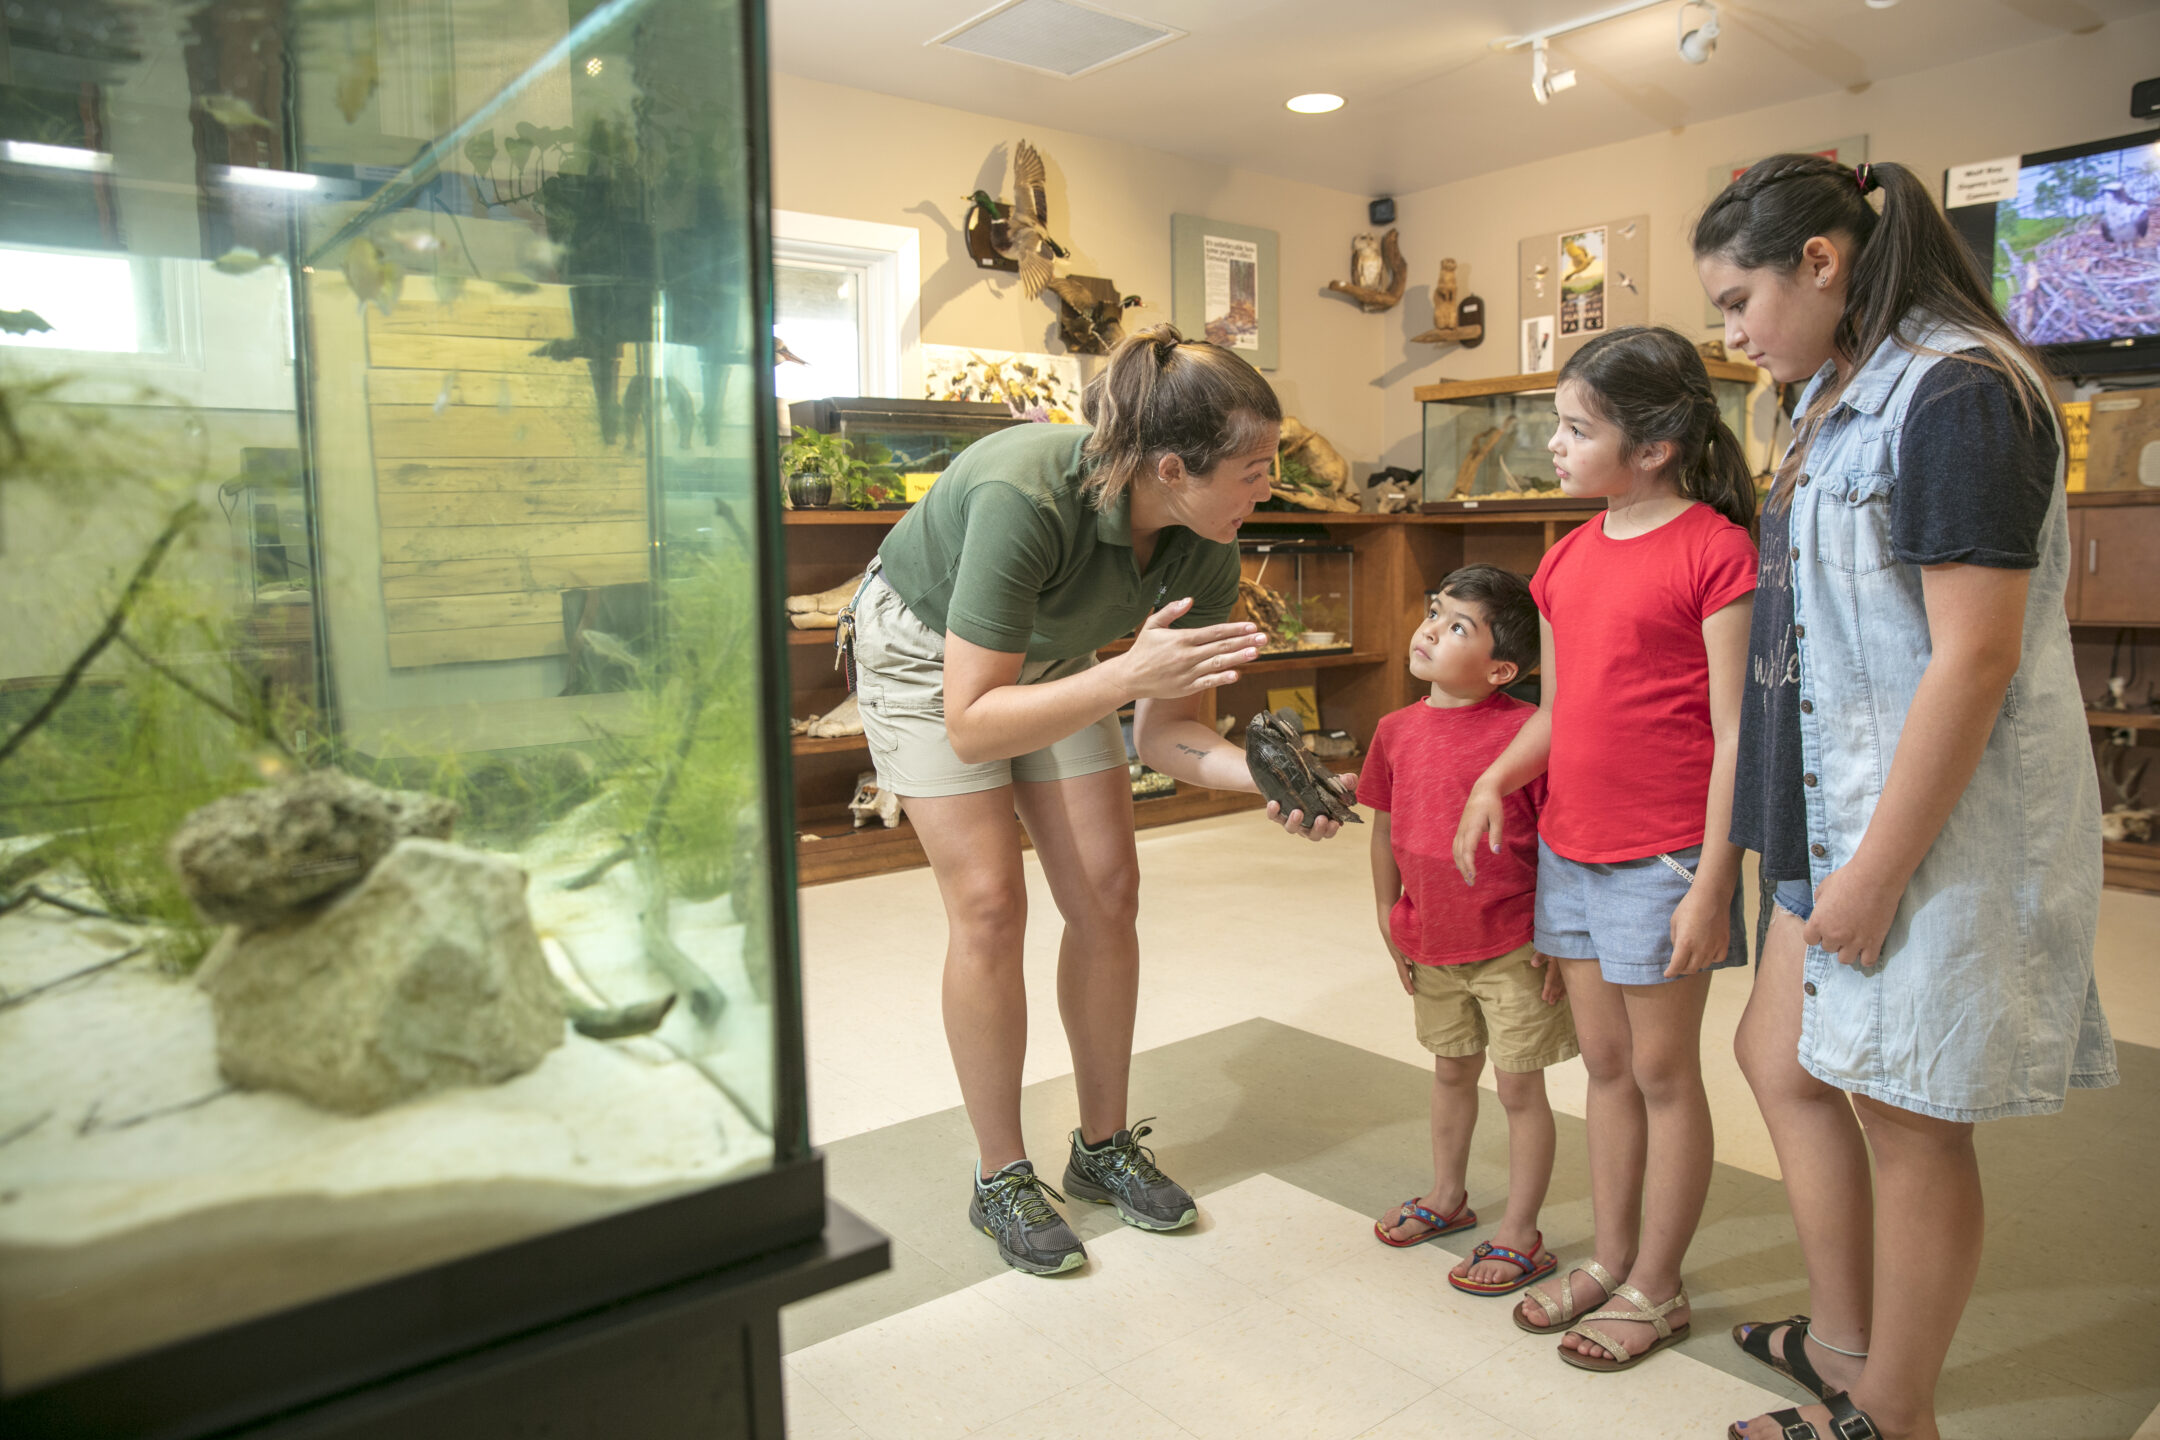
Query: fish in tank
0 0 789 1390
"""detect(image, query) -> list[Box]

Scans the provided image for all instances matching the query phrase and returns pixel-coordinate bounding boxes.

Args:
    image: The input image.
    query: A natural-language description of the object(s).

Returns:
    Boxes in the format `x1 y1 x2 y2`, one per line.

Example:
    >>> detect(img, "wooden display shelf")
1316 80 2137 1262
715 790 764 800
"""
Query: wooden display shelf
2102 837 2160 895
792 733 868 757
1413 357 1760 404
794 783 1265 884
788 628 839 646
783 509 905 525
2087 709 2160 730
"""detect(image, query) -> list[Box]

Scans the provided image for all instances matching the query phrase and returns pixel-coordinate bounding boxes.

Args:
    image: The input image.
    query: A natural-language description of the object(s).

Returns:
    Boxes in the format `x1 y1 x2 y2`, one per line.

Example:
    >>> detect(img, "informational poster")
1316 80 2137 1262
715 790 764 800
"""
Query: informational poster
1202 234 1261 351
1521 315 1555 372
1557 226 1606 336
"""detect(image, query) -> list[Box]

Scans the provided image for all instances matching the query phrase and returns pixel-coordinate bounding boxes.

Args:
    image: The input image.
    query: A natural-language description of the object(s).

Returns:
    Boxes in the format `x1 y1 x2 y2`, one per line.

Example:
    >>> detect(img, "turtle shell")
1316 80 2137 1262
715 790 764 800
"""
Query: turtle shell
1243 711 1361 828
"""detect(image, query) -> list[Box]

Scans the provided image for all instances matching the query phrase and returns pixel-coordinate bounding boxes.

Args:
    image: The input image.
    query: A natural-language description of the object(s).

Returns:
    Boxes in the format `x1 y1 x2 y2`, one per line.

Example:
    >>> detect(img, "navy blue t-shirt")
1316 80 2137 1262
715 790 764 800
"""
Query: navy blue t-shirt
1731 354 2059 880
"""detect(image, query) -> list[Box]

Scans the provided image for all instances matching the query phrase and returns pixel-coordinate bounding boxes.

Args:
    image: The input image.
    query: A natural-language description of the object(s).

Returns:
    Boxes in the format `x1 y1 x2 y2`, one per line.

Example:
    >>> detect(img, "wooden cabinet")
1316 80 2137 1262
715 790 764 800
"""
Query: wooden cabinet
2069 495 2160 626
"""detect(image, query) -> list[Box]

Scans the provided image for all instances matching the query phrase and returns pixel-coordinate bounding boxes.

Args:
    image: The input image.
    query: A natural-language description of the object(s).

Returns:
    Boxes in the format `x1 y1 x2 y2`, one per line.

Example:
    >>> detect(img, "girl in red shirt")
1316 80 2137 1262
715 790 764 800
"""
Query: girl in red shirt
1454 325 1758 1373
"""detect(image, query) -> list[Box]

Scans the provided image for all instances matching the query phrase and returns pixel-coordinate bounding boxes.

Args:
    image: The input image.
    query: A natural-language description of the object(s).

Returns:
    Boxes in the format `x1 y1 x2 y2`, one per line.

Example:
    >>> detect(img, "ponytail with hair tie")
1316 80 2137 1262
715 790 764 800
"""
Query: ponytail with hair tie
1079 324 1282 512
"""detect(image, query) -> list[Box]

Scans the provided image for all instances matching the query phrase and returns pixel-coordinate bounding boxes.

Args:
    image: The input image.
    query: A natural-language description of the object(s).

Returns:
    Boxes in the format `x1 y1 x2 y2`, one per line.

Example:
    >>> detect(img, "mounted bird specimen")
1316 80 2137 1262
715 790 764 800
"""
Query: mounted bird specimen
1326 227 1406 313
1412 258 1484 345
1044 274 1139 355
961 140 1070 296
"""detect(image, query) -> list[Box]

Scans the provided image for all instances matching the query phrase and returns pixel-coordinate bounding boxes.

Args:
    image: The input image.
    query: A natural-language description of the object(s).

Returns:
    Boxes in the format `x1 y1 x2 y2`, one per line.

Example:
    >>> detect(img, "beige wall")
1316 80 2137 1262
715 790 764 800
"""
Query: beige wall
769 73 1381 465
1377 10 2160 473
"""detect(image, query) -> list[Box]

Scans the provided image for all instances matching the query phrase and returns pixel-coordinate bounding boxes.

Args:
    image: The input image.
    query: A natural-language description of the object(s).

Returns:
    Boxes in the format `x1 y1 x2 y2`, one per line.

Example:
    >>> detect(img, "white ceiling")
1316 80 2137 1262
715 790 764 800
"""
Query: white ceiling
768 0 2160 196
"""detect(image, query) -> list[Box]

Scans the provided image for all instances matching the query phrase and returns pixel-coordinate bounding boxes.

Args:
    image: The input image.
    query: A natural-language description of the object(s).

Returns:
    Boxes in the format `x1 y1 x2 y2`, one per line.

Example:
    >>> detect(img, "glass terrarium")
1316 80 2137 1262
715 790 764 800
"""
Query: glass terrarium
0 0 833 1428
786 396 1024 505
1235 539 1355 656
1417 363 1760 509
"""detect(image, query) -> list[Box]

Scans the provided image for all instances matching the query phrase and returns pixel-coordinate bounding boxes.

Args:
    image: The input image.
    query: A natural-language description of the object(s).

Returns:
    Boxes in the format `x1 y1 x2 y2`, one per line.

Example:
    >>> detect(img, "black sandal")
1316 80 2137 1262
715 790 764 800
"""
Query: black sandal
1732 1314 1830 1402
1726 1389 1883 1440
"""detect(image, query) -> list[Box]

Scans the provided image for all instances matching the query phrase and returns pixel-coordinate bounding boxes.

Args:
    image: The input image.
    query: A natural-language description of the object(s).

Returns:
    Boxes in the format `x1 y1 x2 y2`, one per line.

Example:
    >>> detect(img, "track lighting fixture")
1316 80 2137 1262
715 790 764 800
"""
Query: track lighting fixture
1677 0 1719 64
1530 38 1577 104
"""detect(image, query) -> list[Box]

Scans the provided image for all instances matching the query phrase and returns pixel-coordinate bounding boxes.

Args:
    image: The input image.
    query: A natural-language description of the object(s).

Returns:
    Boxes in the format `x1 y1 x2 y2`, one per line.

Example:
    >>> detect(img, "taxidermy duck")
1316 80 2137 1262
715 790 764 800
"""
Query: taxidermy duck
1561 236 1595 283
1006 140 1071 299
1044 275 1140 355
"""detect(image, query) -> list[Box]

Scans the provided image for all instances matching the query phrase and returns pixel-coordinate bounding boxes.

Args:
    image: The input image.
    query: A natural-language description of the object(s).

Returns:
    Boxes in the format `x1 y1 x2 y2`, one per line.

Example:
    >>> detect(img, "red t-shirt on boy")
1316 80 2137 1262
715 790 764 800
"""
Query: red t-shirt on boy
1529 502 1757 863
1358 692 1544 966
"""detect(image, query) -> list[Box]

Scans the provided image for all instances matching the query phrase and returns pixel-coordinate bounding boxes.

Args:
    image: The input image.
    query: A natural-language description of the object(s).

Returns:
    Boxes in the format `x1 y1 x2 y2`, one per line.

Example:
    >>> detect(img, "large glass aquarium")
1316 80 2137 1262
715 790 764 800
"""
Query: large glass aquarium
0 0 818 1424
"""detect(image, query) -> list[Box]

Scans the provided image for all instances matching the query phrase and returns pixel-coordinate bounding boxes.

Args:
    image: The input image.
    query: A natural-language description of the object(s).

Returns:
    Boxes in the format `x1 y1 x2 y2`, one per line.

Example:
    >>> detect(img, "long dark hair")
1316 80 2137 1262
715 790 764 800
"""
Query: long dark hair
1691 154 2053 507
1557 326 1757 538
1080 324 1280 510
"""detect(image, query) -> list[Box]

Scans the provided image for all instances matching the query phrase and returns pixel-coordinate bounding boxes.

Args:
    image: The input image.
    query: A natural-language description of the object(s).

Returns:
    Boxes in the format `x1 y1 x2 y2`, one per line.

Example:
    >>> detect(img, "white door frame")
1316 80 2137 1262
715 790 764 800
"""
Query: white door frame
770 210 921 399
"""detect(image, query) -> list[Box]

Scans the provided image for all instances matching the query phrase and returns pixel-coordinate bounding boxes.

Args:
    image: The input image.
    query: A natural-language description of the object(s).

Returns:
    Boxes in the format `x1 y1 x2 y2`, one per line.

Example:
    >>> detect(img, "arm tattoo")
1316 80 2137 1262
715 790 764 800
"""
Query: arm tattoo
1174 742 1212 759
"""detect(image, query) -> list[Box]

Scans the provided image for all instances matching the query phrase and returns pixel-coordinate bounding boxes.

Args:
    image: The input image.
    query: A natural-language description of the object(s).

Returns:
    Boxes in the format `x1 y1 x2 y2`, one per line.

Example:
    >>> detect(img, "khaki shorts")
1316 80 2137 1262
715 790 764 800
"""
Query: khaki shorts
851 574 1127 799
1411 942 1579 1071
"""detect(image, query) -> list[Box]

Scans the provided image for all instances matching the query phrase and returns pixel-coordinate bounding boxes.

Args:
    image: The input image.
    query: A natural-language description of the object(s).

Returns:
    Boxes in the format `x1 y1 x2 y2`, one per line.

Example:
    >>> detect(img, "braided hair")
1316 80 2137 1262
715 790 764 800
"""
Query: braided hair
1692 153 2053 508
1557 326 1757 539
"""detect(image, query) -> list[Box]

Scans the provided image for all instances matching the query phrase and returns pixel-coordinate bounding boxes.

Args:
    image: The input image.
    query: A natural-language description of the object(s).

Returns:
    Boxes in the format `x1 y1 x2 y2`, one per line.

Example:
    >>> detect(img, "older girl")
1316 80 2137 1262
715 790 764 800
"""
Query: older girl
848 325 1347 1278
1695 156 2115 1440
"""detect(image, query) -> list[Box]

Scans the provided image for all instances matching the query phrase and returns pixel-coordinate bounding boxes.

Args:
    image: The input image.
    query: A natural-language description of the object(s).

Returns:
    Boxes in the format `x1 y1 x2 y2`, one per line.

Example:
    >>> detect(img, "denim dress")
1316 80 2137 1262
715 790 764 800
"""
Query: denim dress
1785 318 2116 1122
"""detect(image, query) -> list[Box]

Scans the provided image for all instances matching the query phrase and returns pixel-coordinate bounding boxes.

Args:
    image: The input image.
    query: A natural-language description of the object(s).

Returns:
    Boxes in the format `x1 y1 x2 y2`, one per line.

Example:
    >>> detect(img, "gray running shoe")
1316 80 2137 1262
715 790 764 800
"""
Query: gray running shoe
968 1160 1086 1275
1062 1118 1197 1231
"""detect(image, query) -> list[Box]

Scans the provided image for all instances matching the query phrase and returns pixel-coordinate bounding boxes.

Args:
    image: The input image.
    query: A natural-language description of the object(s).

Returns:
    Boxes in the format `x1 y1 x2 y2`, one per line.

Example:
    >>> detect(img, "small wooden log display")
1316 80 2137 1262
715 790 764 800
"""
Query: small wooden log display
1326 228 1407 313
1412 258 1485 345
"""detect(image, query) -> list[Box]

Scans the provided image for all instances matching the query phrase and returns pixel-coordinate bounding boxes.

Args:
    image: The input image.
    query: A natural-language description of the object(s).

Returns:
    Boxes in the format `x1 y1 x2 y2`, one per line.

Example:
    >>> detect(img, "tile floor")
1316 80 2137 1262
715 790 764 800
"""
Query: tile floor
787 814 2160 1439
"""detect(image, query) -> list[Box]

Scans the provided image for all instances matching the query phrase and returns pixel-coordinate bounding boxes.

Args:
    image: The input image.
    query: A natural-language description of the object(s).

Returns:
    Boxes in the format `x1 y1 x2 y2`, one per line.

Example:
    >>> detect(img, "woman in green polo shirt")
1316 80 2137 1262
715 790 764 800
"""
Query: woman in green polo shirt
848 325 1352 1276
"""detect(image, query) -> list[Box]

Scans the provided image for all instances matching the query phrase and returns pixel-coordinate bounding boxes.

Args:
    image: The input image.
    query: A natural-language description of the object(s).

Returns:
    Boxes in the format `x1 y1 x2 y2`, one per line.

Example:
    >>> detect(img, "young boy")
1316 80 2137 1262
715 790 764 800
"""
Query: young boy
1359 564 1577 1296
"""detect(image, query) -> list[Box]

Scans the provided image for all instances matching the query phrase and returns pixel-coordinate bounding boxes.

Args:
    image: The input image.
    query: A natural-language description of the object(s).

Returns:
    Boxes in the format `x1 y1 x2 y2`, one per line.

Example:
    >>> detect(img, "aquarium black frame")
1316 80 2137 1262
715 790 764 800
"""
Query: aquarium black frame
1945 128 2160 379
0 0 866 1433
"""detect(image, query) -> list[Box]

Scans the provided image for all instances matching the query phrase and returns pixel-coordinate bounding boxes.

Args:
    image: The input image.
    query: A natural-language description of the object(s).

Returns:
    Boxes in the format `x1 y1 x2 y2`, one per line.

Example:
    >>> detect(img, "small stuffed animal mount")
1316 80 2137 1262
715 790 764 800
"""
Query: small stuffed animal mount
1327 228 1407 313
1697 339 1729 362
1412 257 1485 346
1045 274 1140 355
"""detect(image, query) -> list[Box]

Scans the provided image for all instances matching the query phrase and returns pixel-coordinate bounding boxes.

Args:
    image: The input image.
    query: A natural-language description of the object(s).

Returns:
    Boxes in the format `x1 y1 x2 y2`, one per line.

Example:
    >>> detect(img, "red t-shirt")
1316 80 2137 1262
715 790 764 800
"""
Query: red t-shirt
1358 692 1544 966
1529 502 1757 863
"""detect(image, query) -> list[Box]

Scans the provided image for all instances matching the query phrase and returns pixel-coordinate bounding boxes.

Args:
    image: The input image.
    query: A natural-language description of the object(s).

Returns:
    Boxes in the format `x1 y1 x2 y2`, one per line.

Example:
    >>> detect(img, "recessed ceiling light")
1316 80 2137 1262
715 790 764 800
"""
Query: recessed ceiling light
1286 93 1343 114
1864 0 1897 7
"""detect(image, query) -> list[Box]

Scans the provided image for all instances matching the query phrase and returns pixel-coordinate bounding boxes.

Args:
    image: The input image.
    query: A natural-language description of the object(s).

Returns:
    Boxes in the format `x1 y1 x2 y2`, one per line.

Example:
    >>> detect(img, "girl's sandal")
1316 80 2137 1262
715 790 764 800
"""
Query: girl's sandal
1557 1283 1692 1372
1373 1194 1476 1249
1732 1314 1831 1402
1448 1233 1559 1296
1726 1389 1884 1440
1513 1258 1619 1335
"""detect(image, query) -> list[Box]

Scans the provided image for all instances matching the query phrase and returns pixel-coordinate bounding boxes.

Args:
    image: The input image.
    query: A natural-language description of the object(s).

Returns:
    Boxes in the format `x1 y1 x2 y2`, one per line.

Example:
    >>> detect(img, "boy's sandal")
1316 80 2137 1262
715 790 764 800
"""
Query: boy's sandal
1448 1233 1560 1296
1732 1315 1831 1402
1557 1283 1692 1372
1725 1389 1883 1440
1374 1194 1476 1248
1513 1257 1619 1335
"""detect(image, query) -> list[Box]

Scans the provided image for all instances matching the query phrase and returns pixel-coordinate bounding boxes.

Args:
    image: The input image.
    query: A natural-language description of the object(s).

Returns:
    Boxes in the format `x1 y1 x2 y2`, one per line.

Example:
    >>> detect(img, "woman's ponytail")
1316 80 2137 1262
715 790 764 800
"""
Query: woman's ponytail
1558 326 1759 540
1081 324 1280 511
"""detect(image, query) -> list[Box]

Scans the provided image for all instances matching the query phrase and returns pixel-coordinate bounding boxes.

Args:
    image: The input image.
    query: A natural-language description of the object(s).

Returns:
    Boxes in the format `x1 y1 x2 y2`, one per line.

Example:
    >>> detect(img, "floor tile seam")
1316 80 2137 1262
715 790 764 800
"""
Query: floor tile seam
967 1266 1279 1374
1267 1255 1518 1392
779 1359 855 1438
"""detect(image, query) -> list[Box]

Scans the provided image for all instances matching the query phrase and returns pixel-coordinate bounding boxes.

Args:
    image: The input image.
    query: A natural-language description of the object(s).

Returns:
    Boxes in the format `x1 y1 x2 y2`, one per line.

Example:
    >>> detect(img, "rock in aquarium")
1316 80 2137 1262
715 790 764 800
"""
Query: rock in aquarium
196 838 564 1114
168 770 458 929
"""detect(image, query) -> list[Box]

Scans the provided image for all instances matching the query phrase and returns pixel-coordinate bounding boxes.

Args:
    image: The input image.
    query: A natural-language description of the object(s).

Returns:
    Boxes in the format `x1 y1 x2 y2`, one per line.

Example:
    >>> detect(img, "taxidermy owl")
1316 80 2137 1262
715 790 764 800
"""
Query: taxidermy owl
1350 234 1384 291
2100 184 2151 245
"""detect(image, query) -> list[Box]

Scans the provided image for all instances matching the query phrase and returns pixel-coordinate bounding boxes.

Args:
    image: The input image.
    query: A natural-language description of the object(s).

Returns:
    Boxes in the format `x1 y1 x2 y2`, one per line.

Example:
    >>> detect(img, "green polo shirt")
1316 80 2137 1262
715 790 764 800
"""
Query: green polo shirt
875 423 1240 662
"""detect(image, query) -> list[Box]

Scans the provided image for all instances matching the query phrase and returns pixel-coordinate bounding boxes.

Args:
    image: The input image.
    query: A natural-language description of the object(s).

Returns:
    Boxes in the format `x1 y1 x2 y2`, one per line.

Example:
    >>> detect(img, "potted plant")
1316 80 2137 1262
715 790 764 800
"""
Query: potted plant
780 426 851 508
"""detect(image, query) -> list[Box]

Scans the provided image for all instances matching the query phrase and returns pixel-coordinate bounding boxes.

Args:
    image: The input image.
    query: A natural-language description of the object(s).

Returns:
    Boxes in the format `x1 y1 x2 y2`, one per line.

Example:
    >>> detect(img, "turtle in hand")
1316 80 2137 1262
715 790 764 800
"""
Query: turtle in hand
1244 711 1360 829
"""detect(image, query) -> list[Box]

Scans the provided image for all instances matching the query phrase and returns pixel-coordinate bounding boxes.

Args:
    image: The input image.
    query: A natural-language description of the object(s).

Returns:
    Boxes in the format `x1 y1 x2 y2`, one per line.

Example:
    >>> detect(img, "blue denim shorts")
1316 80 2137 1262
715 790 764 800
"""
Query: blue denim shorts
1772 878 1814 922
1535 839 1748 986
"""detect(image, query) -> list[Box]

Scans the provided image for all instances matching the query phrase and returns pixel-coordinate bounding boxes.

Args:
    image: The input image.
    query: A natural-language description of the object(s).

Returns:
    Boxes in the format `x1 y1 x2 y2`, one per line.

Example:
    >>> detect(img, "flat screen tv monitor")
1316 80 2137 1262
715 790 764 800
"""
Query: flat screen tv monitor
1946 129 2160 377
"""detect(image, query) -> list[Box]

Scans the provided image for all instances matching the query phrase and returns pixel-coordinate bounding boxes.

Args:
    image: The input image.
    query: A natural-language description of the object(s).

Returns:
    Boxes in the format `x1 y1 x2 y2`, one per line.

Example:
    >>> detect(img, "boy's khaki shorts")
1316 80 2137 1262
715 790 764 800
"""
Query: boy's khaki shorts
1411 943 1579 1072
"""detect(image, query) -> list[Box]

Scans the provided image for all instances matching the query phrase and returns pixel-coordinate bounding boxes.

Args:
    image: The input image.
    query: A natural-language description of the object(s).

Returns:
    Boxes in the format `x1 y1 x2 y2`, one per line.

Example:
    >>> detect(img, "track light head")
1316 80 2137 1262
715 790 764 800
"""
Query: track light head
1677 0 1719 64
1530 36 1577 104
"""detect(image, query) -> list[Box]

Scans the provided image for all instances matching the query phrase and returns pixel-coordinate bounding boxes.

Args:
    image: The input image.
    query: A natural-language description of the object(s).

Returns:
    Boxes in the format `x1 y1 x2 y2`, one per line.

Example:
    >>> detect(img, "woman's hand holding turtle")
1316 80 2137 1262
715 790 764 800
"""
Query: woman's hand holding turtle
1116 597 1261 700
1266 781 1356 842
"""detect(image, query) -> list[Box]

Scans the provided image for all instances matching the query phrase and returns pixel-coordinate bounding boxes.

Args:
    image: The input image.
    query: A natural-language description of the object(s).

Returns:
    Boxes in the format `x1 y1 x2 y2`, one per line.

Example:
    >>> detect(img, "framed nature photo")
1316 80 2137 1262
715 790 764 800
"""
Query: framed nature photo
1171 214 1280 370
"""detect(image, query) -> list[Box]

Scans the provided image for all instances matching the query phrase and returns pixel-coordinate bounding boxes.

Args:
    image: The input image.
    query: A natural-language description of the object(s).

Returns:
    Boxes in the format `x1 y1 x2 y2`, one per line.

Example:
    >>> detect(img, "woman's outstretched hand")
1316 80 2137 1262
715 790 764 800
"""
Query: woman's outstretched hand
1265 774 1358 843
1114 598 1261 700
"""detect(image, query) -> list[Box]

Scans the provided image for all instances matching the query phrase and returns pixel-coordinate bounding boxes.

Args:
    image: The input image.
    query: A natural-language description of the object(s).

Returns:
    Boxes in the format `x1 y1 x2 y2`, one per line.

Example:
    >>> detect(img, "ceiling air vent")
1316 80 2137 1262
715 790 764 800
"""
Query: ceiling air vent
929 0 1185 80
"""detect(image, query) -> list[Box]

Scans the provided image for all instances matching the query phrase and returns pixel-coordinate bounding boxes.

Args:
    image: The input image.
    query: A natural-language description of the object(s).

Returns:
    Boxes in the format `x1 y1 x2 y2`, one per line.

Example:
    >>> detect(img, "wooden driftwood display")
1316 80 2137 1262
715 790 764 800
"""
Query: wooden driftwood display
1327 228 1407 313
1412 258 1485 345
1447 415 1519 499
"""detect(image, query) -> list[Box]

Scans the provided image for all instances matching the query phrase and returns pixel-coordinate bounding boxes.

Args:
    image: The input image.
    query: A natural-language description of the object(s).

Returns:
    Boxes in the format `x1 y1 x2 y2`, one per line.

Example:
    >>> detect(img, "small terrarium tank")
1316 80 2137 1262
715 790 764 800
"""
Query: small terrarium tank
0 0 806 1406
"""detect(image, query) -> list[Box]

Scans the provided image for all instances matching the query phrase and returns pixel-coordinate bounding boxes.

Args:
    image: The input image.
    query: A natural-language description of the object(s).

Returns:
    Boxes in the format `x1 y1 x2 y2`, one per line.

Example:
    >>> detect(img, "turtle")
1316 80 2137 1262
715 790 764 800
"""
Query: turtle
1243 711 1361 829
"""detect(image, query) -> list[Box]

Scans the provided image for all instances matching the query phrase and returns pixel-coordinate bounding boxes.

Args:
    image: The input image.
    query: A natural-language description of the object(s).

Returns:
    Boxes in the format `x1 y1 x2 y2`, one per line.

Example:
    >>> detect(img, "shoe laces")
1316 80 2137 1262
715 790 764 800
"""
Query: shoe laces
1092 1118 1168 1186
984 1167 1067 1228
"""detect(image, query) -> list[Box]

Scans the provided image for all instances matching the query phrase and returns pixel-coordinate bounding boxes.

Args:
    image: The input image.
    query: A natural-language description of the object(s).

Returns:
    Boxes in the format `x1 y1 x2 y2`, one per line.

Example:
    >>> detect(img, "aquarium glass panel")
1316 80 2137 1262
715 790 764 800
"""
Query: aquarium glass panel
0 0 789 1390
